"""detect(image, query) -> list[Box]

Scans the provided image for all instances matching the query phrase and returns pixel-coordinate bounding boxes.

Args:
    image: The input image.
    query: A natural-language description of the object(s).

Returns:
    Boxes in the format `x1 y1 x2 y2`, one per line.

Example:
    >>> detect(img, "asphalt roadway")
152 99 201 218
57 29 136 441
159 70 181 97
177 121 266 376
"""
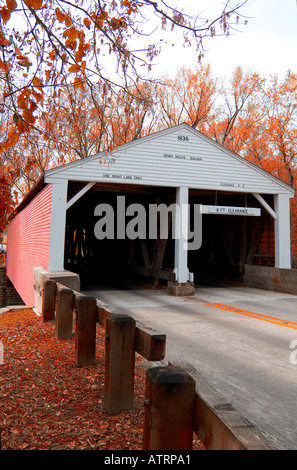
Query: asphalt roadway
83 283 297 450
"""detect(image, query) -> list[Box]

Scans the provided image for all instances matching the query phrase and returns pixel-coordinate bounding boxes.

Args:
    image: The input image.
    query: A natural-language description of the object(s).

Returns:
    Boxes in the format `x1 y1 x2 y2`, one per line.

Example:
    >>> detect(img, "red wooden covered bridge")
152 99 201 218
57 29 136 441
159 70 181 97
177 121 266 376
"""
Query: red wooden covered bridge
6 123 295 308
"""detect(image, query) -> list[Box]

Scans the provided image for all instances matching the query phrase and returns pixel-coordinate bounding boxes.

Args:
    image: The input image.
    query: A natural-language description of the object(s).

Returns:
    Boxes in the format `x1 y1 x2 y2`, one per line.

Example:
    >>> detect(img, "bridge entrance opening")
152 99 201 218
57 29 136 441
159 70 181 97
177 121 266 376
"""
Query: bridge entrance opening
64 182 273 290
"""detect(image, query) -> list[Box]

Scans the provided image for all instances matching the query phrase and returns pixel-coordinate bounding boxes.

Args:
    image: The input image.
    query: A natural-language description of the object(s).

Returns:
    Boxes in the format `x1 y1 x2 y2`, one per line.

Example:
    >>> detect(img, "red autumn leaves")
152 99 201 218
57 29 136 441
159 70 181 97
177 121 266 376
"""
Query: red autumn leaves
0 308 146 450
0 307 204 450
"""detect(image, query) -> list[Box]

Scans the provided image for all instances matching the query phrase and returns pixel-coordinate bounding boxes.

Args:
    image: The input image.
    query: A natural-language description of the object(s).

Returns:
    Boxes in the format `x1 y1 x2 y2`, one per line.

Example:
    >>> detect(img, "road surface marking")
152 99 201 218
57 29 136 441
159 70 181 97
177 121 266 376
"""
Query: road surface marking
205 302 297 330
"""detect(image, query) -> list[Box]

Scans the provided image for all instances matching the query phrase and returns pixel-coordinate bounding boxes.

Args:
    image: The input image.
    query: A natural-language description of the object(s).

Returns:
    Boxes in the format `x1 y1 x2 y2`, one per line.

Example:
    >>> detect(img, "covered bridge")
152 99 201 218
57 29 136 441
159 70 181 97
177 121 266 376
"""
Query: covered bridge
6 123 295 306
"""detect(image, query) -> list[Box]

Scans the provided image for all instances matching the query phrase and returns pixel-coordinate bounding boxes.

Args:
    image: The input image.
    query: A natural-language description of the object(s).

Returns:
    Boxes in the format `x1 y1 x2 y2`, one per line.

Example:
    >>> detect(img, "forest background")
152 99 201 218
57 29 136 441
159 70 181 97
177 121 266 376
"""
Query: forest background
0 1 297 266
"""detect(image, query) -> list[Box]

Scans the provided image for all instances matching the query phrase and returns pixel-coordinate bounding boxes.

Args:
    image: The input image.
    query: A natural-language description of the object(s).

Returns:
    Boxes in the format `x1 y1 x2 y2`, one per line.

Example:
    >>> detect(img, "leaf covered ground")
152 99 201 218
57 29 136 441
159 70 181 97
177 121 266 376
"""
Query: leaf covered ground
0 308 204 451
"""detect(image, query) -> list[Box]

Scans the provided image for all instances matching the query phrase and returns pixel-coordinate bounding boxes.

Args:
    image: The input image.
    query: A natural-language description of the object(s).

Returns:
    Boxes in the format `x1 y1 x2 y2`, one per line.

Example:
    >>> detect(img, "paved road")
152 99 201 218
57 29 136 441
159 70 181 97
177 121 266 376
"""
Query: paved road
84 284 297 450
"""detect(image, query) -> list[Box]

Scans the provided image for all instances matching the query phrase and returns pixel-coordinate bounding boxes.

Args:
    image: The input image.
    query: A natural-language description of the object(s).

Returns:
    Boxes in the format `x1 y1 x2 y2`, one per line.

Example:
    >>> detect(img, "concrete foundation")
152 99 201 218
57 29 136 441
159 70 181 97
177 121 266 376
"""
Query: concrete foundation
167 281 195 296
244 264 297 295
33 266 80 315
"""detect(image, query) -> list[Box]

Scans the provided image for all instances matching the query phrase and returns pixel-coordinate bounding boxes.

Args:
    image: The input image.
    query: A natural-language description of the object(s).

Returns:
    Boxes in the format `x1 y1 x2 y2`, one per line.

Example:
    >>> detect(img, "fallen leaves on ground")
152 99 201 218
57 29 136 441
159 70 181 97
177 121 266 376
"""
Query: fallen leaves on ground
0 308 204 451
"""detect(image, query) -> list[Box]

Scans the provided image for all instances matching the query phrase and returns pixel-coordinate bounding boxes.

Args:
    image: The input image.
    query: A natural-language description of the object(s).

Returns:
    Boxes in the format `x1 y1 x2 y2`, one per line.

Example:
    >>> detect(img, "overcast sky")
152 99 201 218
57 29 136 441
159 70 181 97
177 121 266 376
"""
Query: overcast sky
152 0 297 81
10 1 297 84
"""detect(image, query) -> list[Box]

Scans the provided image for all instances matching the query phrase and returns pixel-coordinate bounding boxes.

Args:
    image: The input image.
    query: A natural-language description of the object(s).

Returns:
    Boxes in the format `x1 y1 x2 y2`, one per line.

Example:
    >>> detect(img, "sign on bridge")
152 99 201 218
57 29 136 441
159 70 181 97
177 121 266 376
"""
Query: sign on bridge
201 205 261 216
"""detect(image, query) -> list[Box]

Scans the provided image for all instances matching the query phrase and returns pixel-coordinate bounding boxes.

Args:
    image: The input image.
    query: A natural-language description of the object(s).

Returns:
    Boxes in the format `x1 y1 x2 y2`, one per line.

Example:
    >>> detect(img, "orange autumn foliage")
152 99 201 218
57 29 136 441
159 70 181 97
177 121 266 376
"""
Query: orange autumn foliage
0 0 245 154
0 2 247 232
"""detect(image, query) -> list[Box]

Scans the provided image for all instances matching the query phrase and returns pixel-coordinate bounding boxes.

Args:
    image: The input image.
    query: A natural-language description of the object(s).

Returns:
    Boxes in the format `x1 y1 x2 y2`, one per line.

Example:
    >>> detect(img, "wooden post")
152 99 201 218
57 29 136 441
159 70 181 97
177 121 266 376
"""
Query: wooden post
143 366 196 450
55 285 74 339
104 313 136 415
74 295 97 367
42 279 56 322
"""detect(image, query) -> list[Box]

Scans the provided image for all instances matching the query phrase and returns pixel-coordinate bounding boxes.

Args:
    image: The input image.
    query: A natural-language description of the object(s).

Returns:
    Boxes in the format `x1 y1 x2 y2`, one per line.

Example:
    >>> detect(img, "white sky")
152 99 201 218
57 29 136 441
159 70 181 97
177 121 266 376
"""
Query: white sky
151 0 297 81
8 0 297 85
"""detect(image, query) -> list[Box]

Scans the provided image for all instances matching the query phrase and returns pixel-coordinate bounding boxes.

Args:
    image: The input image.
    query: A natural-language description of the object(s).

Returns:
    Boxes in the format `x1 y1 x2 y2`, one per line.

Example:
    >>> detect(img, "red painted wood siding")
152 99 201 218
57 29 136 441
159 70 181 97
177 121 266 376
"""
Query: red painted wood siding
6 184 52 305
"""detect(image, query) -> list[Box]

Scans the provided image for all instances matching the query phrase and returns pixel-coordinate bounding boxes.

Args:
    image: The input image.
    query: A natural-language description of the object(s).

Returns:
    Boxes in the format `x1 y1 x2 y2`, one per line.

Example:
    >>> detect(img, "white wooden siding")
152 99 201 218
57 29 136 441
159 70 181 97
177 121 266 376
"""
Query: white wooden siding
45 124 294 196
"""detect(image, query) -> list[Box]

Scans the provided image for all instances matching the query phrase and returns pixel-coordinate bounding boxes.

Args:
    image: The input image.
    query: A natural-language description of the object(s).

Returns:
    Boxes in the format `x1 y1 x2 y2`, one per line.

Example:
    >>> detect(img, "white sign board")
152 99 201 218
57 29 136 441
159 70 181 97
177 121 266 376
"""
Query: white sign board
201 205 261 216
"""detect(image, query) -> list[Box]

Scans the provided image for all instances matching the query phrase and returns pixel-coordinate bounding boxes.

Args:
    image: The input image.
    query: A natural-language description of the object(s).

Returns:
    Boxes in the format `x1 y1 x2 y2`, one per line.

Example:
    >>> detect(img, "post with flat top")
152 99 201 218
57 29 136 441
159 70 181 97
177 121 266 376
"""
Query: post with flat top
143 366 196 450
55 284 74 339
104 313 136 415
74 295 97 367
42 279 56 322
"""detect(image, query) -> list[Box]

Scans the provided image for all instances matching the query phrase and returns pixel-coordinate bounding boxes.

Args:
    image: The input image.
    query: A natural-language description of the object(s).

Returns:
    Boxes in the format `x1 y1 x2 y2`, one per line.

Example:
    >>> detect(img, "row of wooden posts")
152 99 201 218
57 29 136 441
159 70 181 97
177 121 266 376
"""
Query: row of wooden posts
40 279 275 451
41 279 198 450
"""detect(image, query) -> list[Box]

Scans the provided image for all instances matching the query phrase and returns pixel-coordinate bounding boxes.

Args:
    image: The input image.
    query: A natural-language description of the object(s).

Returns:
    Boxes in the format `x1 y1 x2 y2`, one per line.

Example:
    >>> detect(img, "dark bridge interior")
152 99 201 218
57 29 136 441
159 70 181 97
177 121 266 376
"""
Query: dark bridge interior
64 181 274 289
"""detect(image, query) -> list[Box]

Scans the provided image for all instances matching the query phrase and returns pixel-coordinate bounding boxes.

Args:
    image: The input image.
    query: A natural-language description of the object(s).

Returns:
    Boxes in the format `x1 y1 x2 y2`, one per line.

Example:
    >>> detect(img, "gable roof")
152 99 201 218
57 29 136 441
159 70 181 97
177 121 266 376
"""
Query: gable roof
44 123 294 196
